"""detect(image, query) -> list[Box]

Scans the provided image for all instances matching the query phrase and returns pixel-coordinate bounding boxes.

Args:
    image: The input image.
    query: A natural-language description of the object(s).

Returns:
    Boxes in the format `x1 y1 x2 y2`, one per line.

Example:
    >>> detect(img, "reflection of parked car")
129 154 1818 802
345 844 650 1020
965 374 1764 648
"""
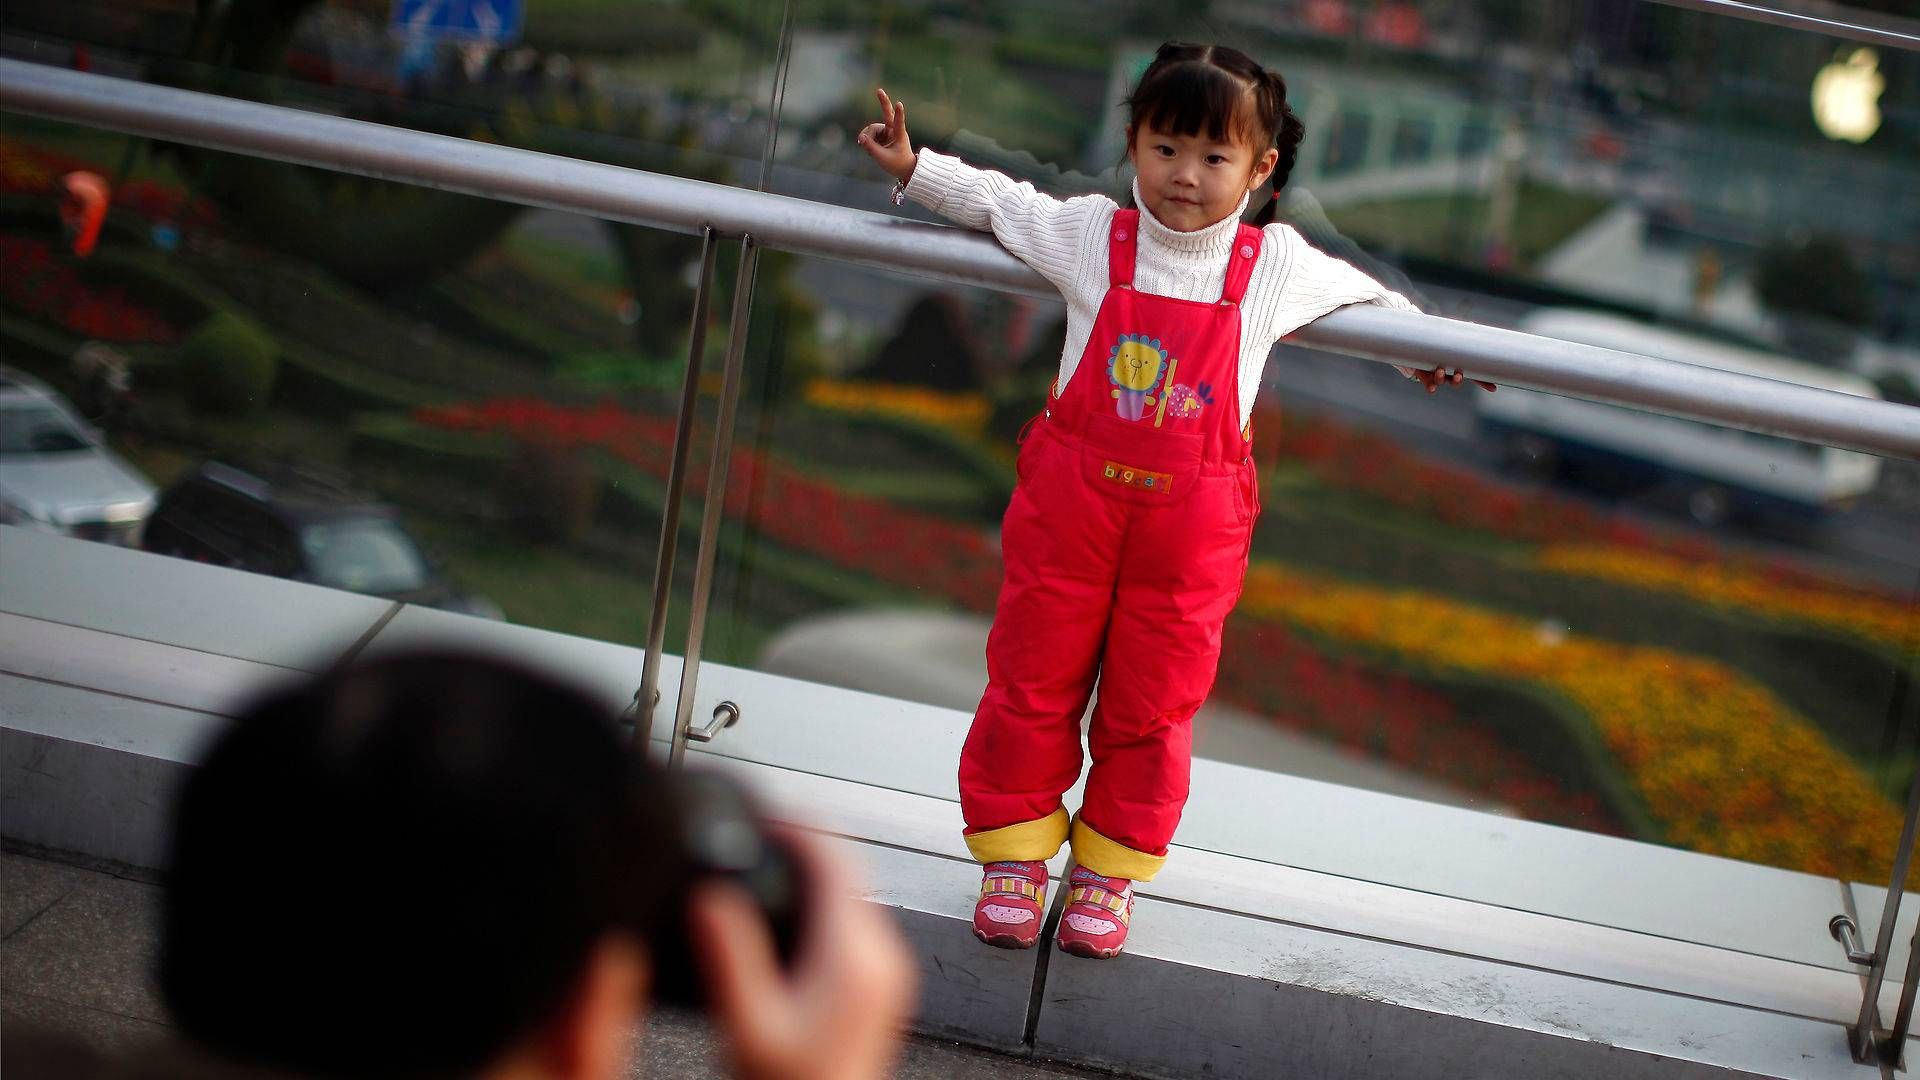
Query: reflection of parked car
1477 309 1884 527
0 365 156 545
142 461 504 619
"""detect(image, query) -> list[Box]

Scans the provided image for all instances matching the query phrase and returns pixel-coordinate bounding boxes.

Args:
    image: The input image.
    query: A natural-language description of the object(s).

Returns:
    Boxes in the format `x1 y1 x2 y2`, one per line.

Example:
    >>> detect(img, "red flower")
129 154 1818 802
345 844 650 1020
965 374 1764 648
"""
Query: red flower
0 236 181 343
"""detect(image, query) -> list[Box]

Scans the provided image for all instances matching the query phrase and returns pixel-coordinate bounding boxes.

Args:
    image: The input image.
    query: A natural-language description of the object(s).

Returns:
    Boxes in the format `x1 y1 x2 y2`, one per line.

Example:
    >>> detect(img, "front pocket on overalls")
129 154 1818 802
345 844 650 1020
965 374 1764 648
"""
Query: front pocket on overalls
1077 414 1203 509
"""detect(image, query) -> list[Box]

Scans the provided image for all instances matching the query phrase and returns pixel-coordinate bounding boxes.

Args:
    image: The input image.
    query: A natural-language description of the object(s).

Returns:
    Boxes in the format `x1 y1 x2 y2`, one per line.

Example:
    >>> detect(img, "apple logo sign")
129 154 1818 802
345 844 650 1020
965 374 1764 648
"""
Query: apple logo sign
1812 47 1884 144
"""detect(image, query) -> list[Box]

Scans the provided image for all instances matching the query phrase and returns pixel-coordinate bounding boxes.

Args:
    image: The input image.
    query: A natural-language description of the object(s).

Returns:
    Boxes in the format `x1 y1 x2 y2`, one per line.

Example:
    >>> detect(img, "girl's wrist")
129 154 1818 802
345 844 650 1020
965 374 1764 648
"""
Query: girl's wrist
888 152 918 206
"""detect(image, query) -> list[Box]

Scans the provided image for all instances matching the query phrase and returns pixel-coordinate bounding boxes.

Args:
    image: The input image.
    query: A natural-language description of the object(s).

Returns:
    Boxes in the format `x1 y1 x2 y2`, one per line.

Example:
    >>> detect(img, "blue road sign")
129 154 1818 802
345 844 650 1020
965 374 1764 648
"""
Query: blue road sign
392 0 523 43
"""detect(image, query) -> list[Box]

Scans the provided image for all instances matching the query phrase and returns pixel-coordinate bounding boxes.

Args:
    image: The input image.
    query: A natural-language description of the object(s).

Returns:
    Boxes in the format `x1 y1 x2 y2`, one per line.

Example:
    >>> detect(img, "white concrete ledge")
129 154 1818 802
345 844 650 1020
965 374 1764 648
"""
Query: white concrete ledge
1035 898 1873 1080
0 674 205 869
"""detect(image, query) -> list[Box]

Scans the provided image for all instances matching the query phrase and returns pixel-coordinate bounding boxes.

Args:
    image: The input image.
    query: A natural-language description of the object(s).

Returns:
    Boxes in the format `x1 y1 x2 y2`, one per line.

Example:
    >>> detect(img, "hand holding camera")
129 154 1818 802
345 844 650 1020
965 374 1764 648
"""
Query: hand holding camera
690 827 915 1080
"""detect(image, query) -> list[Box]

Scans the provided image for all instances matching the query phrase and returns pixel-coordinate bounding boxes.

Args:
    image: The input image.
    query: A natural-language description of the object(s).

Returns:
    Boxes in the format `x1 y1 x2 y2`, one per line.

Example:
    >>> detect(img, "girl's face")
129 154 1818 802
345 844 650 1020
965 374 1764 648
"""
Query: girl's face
1127 118 1278 233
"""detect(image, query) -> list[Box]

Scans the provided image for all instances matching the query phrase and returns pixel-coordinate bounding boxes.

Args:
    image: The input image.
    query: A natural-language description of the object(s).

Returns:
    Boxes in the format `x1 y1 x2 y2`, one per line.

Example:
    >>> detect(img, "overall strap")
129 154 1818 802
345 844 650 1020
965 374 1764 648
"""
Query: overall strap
1108 209 1140 288
1220 223 1264 306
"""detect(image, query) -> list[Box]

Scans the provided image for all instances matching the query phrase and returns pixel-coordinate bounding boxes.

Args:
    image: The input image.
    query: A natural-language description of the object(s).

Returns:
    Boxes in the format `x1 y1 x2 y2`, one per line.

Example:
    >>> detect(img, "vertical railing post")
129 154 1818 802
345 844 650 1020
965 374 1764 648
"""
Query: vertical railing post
1841 571 1920 1064
632 227 719 755
668 235 760 770
1872 659 1920 1066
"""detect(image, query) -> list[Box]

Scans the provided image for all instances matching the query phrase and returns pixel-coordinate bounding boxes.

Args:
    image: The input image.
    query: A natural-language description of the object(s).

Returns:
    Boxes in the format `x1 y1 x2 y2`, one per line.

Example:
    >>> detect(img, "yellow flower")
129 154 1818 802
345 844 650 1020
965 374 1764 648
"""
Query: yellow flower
802 379 990 436
1238 563 1908 883
1536 545 1918 656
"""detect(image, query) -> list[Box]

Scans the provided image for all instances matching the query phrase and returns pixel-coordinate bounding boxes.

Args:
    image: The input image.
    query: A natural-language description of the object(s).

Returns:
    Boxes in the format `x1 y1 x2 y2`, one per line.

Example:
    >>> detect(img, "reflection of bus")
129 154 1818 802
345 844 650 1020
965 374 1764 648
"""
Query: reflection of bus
1477 309 1883 525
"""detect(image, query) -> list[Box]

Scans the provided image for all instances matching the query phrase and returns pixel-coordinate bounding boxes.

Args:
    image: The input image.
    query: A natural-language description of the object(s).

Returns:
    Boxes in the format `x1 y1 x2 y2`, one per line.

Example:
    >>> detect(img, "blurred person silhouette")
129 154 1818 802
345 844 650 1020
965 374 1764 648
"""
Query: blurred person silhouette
4 651 913 1080
70 341 135 431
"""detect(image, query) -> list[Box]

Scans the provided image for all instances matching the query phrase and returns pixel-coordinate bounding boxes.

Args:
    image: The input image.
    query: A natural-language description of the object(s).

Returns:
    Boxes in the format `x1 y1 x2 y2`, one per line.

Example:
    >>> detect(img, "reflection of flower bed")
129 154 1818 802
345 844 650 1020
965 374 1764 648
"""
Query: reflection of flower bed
0 136 217 228
413 398 1006 609
1262 405 1908 635
413 397 1645 834
1215 621 1624 833
803 379 991 437
1536 545 1918 656
1238 563 1903 881
0 235 181 342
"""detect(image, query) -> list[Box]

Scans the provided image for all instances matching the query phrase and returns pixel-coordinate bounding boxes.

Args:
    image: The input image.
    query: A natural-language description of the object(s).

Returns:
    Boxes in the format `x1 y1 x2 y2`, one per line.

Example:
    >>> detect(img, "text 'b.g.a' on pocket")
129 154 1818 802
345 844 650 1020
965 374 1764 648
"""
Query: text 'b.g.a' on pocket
1099 460 1173 495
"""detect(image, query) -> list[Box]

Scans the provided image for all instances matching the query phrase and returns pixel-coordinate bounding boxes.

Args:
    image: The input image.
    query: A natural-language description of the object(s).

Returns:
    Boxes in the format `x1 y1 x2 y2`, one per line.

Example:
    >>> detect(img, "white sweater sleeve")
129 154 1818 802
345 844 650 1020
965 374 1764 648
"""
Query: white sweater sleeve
1261 223 1424 378
902 148 1112 301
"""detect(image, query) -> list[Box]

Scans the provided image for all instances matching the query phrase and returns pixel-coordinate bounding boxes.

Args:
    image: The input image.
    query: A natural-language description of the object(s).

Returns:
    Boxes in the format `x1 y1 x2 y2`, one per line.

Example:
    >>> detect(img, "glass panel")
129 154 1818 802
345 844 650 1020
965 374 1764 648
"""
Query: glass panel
10 0 1916 996
699 0 1920 978
0 111 689 650
0 0 791 559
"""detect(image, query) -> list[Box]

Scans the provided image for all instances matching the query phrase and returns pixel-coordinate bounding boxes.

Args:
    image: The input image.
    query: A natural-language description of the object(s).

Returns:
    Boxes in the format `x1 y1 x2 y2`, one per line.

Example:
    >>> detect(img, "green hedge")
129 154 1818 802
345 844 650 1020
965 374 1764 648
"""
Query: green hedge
178 311 278 416
276 340 451 418
197 154 522 290
178 252 555 402
348 412 515 495
770 403 1017 522
76 250 223 332
0 309 81 370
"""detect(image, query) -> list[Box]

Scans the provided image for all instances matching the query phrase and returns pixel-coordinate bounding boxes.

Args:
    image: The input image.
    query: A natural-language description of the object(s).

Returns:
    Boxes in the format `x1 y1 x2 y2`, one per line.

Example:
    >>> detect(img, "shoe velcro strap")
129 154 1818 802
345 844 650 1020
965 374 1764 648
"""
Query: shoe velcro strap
1069 884 1131 923
981 876 1043 901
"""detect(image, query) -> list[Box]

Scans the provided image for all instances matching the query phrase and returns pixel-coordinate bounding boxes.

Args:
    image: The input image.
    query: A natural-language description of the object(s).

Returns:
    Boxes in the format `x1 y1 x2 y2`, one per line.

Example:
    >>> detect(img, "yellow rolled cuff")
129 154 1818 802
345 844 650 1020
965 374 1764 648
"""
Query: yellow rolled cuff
964 807 1070 864
1070 816 1167 882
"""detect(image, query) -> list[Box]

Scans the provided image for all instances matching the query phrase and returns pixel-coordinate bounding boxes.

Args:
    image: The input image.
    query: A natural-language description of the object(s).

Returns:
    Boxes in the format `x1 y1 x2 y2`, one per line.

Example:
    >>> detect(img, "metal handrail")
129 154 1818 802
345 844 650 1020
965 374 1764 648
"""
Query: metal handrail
2 58 1918 461
1643 0 1920 52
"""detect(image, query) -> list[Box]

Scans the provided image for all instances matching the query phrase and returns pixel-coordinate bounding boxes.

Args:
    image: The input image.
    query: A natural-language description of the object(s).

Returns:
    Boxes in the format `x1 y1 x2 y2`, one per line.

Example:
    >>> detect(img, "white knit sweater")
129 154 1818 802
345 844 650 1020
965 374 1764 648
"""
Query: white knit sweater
904 148 1420 430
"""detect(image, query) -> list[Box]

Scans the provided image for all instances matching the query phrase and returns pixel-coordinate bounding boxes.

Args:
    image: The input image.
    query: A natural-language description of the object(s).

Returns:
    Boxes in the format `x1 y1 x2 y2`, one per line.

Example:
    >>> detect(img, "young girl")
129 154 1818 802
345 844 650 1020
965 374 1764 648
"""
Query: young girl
858 41 1485 960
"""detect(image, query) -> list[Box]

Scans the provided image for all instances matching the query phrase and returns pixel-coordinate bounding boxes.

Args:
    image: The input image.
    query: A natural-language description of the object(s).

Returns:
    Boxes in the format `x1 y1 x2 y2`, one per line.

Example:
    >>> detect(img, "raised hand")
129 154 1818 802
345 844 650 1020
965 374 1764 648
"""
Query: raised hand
855 87 918 184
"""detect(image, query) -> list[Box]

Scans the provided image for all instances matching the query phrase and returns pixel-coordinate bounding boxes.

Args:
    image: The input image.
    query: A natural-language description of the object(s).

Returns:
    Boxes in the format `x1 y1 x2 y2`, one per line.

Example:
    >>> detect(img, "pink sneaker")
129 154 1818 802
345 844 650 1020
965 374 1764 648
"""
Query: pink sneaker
1054 867 1133 959
973 861 1047 949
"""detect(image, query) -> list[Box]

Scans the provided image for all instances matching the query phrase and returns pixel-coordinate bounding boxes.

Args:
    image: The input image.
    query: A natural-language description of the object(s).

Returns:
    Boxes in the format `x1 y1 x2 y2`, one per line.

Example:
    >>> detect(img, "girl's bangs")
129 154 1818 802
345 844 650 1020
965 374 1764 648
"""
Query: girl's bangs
1133 62 1262 147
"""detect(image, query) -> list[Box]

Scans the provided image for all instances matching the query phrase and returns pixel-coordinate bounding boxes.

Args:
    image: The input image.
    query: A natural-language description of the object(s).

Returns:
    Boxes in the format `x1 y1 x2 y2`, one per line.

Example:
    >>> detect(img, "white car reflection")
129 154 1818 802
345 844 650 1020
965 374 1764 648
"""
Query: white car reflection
1478 310 1883 526
0 365 156 545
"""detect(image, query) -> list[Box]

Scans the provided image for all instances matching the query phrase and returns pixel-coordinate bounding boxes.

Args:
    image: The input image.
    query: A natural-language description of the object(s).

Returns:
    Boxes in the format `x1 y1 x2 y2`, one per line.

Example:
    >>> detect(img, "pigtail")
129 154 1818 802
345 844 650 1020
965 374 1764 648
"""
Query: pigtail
1254 71 1304 227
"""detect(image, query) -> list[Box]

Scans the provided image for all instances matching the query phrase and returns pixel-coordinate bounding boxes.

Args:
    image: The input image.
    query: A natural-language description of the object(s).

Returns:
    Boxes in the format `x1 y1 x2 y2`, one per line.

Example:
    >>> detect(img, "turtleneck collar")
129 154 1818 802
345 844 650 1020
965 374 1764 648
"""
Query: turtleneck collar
1131 177 1250 259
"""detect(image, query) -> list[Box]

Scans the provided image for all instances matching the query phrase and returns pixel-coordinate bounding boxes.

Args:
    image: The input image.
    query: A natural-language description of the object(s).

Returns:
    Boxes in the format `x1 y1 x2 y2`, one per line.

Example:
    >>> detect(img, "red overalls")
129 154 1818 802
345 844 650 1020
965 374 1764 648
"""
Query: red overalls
960 210 1263 882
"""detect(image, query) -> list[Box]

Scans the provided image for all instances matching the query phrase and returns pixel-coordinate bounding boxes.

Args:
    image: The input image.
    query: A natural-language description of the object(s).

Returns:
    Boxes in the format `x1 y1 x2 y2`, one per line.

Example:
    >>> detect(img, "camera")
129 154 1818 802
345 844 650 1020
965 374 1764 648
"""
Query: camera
647 768 807 1008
